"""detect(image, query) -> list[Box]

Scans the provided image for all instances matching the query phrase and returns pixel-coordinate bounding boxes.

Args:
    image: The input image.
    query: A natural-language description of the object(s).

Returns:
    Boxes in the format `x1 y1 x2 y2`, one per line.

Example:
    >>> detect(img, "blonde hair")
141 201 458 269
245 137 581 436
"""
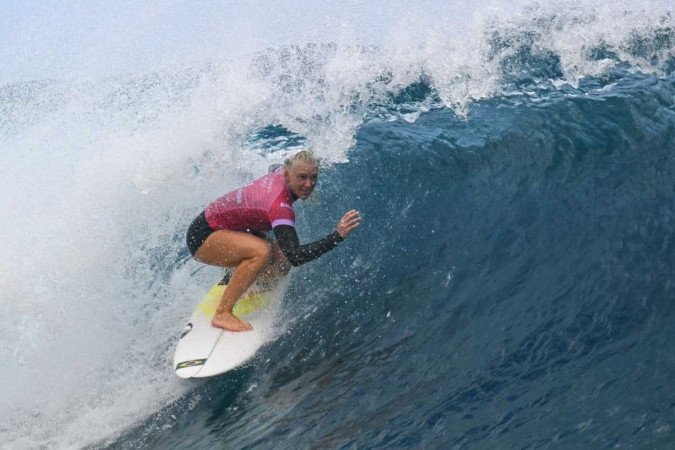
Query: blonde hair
284 149 319 169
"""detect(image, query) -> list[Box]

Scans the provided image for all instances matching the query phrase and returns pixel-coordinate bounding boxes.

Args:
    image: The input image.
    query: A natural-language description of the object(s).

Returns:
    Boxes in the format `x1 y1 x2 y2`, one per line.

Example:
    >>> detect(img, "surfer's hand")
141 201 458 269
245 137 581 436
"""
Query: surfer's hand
336 210 361 238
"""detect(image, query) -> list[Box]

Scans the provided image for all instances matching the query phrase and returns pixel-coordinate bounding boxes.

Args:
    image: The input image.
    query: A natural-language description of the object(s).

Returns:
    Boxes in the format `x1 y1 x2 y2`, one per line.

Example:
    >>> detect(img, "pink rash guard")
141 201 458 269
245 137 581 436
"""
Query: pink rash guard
204 169 295 233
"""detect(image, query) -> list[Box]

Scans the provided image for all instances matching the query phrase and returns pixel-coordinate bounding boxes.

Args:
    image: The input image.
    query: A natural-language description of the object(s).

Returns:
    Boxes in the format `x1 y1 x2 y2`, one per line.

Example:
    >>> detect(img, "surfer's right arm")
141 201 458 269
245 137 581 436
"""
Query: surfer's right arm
273 210 361 266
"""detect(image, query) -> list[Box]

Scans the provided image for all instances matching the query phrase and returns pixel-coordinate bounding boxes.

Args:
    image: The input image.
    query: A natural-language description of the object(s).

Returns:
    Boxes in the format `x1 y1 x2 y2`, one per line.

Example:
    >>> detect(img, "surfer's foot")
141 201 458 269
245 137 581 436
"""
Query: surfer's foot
212 312 252 332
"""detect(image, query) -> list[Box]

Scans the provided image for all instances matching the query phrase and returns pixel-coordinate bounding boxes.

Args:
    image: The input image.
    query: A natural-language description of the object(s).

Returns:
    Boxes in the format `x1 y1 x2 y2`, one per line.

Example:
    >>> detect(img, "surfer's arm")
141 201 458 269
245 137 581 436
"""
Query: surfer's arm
273 225 343 267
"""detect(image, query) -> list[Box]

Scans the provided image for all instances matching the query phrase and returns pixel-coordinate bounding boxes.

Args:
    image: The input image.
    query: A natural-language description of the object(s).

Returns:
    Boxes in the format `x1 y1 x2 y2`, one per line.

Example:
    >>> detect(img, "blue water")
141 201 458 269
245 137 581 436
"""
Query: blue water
107 71 674 450
1 2 674 449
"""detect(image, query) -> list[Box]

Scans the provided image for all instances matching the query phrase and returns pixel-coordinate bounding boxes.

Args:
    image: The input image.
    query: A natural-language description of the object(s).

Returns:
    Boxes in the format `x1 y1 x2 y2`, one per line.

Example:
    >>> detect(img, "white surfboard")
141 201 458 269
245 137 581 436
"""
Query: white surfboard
173 282 276 378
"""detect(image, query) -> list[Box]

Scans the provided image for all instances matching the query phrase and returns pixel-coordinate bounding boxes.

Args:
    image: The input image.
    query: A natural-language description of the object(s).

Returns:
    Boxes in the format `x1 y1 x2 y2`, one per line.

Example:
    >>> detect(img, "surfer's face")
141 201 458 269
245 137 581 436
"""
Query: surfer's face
284 162 318 200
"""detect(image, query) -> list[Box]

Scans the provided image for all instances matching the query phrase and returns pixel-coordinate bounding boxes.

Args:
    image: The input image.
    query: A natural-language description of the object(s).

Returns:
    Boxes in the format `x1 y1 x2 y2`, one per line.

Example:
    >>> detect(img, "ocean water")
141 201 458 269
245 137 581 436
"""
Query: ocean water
1 1 674 448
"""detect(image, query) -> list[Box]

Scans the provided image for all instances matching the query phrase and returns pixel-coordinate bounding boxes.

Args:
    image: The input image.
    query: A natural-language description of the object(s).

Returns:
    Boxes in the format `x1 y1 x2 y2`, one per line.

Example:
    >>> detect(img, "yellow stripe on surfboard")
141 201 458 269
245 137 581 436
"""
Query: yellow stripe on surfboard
198 284 271 318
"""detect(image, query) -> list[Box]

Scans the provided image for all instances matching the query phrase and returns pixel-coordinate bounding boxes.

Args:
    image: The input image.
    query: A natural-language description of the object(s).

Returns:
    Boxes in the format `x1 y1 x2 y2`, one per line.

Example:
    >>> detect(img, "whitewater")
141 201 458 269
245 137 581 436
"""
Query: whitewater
1 1 673 448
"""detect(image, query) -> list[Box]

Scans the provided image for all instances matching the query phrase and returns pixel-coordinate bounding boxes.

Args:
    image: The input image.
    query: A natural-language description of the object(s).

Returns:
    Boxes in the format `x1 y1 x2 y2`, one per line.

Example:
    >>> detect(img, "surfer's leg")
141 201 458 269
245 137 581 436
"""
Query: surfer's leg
255 241 291 291
194 230 271 331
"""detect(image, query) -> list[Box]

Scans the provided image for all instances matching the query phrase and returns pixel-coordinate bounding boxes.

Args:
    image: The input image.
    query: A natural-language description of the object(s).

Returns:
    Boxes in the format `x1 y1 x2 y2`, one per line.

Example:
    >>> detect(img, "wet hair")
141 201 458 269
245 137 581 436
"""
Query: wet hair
284 149 319 169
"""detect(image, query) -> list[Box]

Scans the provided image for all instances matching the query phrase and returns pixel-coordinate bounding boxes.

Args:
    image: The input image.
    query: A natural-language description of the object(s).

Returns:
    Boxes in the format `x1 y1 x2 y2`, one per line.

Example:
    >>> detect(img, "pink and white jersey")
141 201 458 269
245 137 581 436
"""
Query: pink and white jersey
204 169 295 233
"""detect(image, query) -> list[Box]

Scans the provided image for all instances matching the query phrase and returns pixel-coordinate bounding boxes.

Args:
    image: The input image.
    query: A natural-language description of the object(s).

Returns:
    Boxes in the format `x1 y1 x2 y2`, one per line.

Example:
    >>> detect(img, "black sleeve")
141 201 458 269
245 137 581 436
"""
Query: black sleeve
273 224 344 267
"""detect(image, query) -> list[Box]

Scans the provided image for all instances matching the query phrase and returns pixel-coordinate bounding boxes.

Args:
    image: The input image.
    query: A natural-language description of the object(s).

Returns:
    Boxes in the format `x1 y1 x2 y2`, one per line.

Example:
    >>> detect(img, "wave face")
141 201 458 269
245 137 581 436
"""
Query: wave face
1 1 674 448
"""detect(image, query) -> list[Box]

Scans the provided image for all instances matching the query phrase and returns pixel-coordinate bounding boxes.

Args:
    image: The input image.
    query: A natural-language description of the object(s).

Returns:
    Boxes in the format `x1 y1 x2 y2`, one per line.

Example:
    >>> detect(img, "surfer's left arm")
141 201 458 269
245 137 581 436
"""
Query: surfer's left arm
273 210 361 266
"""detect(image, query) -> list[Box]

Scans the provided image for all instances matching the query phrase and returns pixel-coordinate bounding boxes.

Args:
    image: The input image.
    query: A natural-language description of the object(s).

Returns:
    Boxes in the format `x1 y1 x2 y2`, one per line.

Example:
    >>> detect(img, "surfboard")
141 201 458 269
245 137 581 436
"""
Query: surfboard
173 281 276 378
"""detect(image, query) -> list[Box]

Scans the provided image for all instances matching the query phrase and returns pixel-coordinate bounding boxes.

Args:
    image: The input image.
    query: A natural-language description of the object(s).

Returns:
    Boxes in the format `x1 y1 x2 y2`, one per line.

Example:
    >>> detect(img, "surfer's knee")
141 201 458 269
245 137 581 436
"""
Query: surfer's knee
249 240 272 266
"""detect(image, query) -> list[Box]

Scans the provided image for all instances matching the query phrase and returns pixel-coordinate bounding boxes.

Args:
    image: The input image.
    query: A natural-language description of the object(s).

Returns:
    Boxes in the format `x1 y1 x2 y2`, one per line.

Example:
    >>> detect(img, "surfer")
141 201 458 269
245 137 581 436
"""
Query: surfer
186 150 361 332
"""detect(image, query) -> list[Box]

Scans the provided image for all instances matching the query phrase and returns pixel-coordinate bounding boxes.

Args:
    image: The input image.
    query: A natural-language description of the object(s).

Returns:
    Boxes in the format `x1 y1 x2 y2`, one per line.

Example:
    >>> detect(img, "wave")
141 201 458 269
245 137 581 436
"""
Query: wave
1 1 673 448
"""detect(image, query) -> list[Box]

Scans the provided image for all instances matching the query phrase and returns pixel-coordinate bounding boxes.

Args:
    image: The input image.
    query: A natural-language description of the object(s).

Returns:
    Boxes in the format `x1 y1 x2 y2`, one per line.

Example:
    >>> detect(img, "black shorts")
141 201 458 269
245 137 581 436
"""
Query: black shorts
186 211 214 256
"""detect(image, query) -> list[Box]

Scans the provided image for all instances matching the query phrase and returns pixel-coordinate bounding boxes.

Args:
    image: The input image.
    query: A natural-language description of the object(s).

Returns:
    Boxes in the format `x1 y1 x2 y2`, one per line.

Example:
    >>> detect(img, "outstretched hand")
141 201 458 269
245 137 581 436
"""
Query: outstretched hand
336 210 362 238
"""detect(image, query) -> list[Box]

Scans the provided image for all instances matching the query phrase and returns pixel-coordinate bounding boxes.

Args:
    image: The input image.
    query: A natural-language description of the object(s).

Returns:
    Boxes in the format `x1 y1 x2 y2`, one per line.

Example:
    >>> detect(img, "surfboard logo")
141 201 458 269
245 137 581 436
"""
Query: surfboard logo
176 359 207 370
180 322 193 339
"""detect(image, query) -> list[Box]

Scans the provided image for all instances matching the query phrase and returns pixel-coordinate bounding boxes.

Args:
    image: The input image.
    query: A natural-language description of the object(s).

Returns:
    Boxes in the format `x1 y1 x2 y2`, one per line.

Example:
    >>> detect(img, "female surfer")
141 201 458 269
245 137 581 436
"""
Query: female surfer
186 150 361 332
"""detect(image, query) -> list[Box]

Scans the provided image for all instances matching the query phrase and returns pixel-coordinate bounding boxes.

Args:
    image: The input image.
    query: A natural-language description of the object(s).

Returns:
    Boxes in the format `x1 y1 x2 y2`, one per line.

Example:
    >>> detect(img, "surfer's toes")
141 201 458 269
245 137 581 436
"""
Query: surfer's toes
212 314 253 332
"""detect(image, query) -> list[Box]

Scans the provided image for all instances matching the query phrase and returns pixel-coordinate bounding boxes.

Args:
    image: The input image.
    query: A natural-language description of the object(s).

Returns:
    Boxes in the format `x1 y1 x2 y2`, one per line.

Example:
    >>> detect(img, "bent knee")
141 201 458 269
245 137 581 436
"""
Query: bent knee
250 241 272 263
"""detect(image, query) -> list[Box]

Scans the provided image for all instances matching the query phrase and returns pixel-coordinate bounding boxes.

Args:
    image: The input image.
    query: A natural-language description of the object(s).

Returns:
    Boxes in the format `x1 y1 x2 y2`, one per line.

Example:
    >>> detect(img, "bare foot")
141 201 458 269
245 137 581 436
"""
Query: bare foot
211 312 252 332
